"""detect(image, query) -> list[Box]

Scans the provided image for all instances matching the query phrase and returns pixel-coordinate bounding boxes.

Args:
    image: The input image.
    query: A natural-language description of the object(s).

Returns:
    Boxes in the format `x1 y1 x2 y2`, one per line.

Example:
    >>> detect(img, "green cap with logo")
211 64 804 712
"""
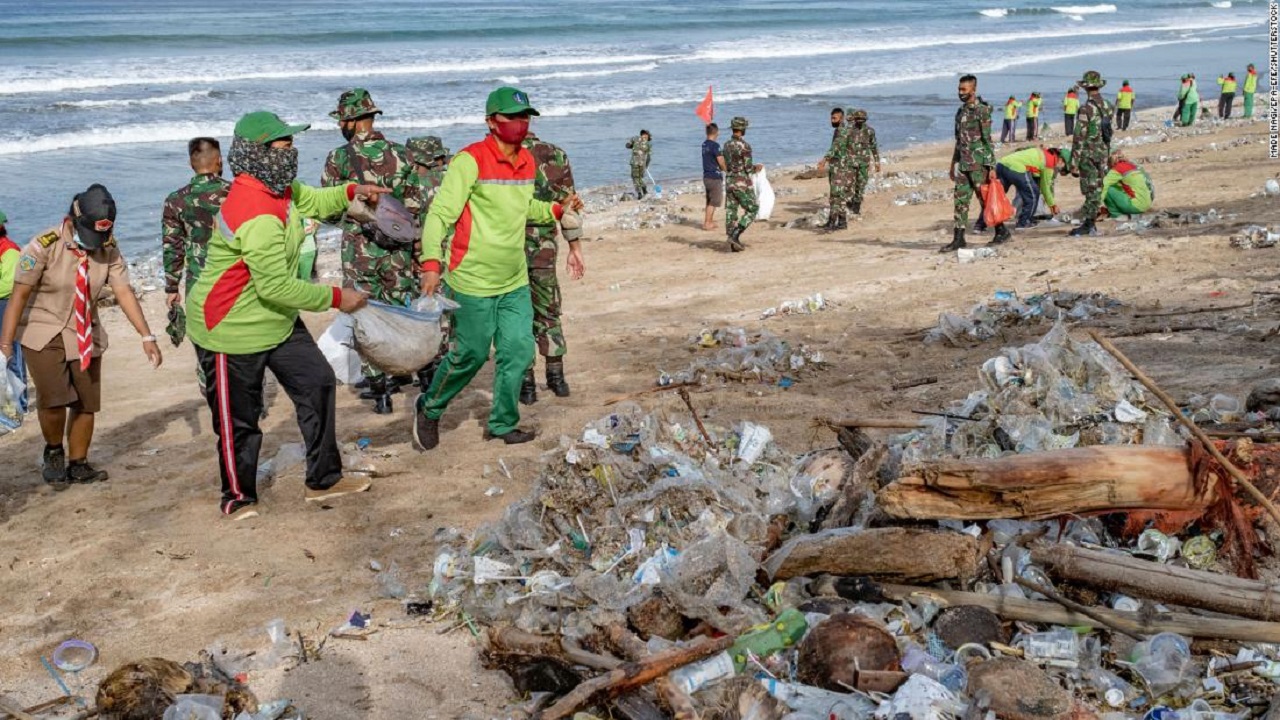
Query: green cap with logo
485 86 540 117
234 111 310 144
330 88 382 122
1079 70 1106 89
406 136 450 165
0 210 7 226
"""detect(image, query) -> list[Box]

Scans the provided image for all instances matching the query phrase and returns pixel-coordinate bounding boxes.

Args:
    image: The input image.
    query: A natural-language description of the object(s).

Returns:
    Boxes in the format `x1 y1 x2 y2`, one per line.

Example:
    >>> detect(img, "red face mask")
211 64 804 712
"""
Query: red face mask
492 117 530 144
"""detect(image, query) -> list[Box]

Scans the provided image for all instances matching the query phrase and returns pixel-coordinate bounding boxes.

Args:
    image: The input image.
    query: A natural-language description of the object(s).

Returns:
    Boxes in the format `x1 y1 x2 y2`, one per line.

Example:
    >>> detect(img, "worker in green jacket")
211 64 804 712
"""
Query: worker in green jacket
413 87 583 452
1217 72 1238 119
187 111 383 520
1026 92 1042 141
1115 80 1135 131
1101 152 1153 217
1244 64 1258 119
1001 95 1023 143
0 210 26 419
1179 75 1200 126
1063 88 1080 136
985 146 1069 230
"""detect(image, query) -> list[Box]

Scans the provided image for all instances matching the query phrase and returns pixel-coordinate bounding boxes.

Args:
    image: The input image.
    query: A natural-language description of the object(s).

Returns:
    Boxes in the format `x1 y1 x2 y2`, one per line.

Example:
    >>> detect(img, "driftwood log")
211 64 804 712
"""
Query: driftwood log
1031 543 1280 621
537 635 734 720
606 625 698 720
879 445 1217 520
763 527 981 583
879 584 1280 642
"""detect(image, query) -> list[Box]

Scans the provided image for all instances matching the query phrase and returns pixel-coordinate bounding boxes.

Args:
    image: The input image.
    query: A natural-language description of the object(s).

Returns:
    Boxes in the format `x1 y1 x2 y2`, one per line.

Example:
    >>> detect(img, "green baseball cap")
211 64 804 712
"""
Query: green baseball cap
234 111 311 144
0 210 7 225
485 86 539 117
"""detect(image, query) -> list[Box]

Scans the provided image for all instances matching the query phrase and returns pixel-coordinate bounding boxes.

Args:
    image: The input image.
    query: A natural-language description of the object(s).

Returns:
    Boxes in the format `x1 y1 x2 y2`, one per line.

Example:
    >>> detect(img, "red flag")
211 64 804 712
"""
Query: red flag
695 85 714 124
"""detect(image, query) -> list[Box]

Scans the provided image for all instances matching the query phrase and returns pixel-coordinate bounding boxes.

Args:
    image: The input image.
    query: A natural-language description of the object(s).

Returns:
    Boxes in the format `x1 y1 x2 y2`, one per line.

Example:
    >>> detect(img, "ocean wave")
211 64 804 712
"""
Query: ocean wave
1211 1 1232 6
1051 4 1117 14
979 8 1009 17
0 121 231 156
503 63 661 83
0 54 666 96
51 89 215 109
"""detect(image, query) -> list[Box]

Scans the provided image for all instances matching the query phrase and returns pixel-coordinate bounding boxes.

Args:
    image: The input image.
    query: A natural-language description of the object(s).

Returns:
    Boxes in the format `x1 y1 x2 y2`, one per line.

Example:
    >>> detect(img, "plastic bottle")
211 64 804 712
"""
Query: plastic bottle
1021 627 1080 665
1088 668 1136 707
667 650 736 695
901 644 968 693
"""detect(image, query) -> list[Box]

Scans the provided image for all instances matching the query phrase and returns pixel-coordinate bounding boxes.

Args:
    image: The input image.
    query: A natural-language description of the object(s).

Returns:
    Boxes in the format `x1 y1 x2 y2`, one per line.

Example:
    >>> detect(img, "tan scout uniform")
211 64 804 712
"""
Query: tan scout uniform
14 222 130 410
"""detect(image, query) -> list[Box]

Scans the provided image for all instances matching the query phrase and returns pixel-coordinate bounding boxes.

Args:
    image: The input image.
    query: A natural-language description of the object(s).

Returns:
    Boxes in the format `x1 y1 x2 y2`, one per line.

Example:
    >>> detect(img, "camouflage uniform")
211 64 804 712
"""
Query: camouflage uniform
1070 92 1113 224
523 133 575 358
952 96 996 230
723 120 758 238
322 89 423 388
406 135 451 215
626 135 651 197
825 122 853 217
161 172 230 296
844 112 880 211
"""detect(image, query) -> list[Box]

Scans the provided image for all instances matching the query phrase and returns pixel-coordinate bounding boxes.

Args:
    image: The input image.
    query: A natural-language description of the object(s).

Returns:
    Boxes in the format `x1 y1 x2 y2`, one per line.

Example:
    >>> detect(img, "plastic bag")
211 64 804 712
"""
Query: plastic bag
753 167 776 220
317 314 361 385
0 351 24 435
351 295 458 376
982 177 1015 227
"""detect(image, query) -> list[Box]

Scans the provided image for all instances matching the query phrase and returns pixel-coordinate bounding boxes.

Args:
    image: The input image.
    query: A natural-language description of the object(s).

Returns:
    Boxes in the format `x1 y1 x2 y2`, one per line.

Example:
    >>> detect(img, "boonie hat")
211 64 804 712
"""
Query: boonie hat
330 88 382 122
730 116 749 131
406 136 449 165
1079 70 1106 89
485 87 539 117
70 184 116 248
234 111 310 144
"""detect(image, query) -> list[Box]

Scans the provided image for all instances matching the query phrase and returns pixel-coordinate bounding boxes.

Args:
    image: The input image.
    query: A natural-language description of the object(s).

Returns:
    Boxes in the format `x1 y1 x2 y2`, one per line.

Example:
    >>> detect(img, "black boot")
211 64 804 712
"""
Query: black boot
848 199 862 216
415 359 440 390
988 223 1012 246
822 212 836 230
368 377 393 415
832 212 848 231
360 377 401 399
728 227 745 252
1068 219 1097 237
546 358 570 398
939 228 967 253
520 368 538 406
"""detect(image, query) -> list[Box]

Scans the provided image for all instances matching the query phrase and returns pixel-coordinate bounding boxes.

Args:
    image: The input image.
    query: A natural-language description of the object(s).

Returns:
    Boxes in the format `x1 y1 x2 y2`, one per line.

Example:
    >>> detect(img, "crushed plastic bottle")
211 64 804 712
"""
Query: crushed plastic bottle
901 643 968 692
1020 627 1080 666
1137 529 1180 563
668 650 736 695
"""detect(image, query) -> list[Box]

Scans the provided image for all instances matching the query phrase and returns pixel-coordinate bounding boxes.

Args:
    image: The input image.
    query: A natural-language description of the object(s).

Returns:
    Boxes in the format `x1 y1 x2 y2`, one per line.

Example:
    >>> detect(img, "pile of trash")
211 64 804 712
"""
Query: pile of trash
761 293 828 319
1230 225 1279 250
419 324 1280 719
614 203 688 231
657 327 825 387
925 290 1122 347
892 190 950 207
906 322 1181 463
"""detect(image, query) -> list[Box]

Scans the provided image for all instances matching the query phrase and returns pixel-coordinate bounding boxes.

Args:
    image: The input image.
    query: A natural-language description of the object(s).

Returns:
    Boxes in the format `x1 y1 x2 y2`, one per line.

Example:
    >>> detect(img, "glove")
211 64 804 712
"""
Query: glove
560 208 584 242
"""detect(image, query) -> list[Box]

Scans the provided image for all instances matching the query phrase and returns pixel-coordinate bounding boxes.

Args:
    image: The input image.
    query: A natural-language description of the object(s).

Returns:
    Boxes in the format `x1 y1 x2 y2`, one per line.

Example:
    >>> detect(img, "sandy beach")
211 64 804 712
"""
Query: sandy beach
1 106 1277 717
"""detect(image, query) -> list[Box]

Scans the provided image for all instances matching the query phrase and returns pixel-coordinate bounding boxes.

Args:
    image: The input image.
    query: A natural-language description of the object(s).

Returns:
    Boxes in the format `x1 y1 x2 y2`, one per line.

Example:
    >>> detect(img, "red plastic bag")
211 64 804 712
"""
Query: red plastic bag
982 175 1014 228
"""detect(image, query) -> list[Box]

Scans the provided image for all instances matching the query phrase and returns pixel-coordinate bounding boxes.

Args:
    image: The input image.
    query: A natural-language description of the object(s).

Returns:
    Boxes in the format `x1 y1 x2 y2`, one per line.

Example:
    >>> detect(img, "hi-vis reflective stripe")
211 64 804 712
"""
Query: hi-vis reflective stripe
217 205 293 240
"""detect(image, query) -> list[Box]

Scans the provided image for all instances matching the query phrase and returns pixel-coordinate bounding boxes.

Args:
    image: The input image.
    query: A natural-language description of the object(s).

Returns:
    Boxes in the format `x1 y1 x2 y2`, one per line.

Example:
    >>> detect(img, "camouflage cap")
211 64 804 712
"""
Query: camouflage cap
851 109 867 121
406 135 450 165
330 88 382 122
730 116 749 131
1078 70 1106 89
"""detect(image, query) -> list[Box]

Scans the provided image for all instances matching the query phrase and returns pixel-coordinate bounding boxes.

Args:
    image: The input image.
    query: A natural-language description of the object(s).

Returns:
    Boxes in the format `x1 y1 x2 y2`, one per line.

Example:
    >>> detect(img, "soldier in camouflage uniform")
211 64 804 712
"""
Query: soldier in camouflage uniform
818 108 851 230
844 109 881 218
320 88 423 414
1067 70 1113 238
405 135 453 390
521 132 585 405
625 130 651 199
723 116 761 253
941 74 1003 252
161 137 229 343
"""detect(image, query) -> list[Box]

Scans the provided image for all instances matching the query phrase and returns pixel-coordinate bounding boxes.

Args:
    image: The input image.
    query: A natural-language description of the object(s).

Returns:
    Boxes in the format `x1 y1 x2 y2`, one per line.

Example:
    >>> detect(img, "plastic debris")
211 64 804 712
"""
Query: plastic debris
658 327 825 387
925 290 1122 346
760 293 828 319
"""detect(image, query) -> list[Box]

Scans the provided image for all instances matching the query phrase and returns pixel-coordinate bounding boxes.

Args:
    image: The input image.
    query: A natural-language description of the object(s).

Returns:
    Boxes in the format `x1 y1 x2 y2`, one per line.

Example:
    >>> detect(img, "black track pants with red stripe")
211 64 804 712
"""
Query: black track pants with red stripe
195 320 342 514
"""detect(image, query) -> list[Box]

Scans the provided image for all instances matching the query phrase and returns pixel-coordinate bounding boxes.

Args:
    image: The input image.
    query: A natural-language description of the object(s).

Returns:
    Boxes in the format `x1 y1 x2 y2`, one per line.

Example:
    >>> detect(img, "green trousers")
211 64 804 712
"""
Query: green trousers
1244 92 1255 119
418 284 534 435
1104 186 1150 217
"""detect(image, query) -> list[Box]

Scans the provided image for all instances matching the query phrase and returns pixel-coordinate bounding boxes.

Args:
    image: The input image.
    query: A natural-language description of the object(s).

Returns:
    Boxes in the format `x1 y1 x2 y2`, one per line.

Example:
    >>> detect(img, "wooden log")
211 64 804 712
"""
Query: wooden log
879 584 1280 643
763 527 981 583
537 635 734 720
487 627 621 671
1031 543 1280 622
605 625 699 720
879 445 1215 520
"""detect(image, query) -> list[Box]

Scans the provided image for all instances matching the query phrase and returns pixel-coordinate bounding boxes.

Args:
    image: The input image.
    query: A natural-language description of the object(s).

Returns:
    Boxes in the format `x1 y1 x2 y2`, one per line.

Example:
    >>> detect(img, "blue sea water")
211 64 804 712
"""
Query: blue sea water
0 0 1266 255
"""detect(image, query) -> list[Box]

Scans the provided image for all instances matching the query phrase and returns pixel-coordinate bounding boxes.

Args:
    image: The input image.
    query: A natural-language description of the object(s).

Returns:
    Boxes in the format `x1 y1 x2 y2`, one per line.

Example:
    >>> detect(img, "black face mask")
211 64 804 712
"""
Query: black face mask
341 125 356 141
831 120 842 128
